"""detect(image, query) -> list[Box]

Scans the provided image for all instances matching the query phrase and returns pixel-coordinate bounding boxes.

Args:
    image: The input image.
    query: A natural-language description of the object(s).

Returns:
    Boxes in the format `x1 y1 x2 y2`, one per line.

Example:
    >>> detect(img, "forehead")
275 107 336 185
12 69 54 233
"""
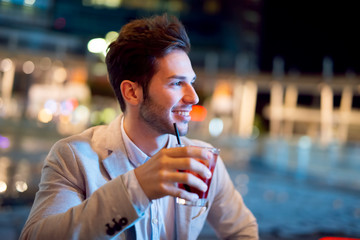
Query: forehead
153 50 195 81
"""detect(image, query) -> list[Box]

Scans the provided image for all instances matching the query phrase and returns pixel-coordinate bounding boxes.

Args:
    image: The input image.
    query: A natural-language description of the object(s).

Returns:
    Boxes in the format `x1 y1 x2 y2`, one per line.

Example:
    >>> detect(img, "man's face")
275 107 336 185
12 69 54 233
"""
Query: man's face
139 50 199 136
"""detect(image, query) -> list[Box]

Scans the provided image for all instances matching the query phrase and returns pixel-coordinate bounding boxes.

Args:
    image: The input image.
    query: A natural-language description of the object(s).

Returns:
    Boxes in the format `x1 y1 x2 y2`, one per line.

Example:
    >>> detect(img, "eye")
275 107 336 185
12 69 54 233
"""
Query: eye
172 81 182 86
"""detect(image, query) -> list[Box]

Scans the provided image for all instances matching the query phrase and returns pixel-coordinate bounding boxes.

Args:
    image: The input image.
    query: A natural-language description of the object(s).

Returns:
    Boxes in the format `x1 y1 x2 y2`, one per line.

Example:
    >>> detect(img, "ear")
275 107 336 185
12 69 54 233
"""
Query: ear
120 80 143 107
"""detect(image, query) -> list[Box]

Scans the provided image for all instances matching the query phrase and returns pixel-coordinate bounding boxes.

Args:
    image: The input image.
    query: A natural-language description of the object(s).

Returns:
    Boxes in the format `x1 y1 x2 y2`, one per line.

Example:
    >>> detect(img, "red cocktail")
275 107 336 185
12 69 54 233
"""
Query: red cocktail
177 146 219 207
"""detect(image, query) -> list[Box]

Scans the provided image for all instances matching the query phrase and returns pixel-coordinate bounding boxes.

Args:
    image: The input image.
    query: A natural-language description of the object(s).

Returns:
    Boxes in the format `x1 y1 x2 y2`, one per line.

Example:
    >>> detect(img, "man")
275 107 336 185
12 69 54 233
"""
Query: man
20 14 258 239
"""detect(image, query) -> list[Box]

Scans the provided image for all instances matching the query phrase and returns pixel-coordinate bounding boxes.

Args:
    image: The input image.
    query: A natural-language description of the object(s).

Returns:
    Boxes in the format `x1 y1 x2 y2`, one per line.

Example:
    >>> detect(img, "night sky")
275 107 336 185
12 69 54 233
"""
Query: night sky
259 1 359 74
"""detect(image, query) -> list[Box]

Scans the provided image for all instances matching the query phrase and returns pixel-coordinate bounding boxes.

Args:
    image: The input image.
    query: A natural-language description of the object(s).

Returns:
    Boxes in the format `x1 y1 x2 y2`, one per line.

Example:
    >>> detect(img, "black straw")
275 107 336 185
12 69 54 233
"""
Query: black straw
173 123 191 192
173 123 182 145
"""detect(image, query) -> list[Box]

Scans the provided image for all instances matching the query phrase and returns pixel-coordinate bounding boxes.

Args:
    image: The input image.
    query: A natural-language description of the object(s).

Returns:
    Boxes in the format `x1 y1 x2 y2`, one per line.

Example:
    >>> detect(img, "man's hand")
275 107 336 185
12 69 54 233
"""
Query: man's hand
134 146 212 201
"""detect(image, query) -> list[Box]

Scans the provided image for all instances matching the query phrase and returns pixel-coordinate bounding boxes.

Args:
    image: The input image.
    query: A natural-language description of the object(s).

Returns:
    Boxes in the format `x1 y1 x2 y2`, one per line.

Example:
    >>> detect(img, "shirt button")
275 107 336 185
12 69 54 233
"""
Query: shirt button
151 218 158 225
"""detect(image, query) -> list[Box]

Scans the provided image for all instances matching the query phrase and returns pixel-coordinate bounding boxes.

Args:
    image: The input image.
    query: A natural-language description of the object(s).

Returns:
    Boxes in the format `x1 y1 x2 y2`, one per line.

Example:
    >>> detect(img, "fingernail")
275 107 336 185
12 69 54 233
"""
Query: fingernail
192 194 199 201
202 184 208 192
206 170 212 179
206 151 213 160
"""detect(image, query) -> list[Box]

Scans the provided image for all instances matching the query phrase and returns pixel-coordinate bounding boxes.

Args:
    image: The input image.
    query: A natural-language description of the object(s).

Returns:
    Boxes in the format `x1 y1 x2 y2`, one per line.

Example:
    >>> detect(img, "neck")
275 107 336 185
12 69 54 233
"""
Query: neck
123 114 168 156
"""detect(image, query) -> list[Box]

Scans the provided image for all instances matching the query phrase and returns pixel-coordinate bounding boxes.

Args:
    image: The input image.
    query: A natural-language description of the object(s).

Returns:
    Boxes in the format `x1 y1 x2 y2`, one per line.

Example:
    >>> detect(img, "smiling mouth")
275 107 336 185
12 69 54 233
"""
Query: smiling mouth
172 110 190 117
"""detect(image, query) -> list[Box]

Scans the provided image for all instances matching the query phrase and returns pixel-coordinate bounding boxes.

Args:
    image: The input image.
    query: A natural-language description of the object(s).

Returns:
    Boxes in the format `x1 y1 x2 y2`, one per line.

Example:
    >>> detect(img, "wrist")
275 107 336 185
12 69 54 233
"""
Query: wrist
123 170 151 213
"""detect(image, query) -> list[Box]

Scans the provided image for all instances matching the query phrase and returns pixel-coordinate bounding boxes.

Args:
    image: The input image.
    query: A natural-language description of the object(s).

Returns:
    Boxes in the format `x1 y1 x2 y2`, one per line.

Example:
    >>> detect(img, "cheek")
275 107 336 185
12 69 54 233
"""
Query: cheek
148 87 182 108
162 92 181 106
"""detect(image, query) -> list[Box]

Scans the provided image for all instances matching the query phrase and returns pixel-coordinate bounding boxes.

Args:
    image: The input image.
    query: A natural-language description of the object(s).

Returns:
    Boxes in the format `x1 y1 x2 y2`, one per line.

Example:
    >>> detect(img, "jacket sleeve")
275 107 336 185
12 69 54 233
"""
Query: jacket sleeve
207 156 259 239
20 140 141 240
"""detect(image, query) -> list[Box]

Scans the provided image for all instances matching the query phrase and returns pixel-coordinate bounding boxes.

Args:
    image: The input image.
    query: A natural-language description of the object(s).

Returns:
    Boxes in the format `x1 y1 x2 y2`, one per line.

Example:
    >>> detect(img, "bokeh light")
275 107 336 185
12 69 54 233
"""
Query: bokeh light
59 114 70 124
211 81 233 115
69 98 79 109
105 31 119 44
0 58 13 72
0 181 7 193
23 60 35 74
44 99 58 114
90 111 102 125
0 135 10 149
60 100 74 115
87 38 107 54
209 118 223 137
90 108 117 125
190 105 207 122
38 108 53 123
15 180 28 193
72 105 90 124
53 67 67 83
24 0 36 6
54 17 66 29
101 108 116 124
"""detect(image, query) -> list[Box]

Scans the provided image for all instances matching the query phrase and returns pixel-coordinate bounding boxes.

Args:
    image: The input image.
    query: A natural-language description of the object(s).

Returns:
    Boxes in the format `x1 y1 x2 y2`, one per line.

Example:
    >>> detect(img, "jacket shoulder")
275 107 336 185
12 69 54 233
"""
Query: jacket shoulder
52 125 106 147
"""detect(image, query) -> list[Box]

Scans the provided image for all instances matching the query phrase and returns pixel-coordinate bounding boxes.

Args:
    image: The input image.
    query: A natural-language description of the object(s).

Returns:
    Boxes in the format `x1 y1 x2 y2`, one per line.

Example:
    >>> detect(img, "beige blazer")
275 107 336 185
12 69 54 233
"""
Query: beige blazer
20 116 258 239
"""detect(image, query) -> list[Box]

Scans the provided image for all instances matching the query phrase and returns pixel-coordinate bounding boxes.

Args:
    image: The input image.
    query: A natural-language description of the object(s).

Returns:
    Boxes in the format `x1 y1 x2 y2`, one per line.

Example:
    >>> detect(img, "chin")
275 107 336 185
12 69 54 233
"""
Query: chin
177 122 189 136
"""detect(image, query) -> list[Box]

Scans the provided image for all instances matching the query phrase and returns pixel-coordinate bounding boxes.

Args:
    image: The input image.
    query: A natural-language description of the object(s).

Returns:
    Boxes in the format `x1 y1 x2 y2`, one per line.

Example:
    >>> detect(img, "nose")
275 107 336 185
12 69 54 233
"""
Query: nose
183 83 199 105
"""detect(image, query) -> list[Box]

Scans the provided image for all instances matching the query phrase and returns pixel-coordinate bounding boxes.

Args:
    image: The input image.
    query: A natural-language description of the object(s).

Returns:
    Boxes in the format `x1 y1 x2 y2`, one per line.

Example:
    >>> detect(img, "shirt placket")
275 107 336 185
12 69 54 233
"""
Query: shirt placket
150 200 160 240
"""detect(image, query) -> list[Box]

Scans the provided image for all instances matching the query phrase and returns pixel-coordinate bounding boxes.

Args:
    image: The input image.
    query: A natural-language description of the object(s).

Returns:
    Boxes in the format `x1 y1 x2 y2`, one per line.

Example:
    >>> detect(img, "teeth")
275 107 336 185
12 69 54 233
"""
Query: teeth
174 111 190 116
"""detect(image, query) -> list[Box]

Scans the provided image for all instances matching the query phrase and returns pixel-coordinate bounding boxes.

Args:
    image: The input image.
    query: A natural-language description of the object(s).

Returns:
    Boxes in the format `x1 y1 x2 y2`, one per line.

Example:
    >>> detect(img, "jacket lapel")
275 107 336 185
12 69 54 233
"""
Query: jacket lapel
99 115 134 179
97 115 137 239
102 151 133 180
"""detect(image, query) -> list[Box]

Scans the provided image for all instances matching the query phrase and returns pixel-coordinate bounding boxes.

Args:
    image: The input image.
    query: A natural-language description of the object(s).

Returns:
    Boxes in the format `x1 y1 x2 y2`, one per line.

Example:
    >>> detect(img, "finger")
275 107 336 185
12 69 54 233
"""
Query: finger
165 157 212 179
163 183 199 202
165 146 213 161
165 171 208 192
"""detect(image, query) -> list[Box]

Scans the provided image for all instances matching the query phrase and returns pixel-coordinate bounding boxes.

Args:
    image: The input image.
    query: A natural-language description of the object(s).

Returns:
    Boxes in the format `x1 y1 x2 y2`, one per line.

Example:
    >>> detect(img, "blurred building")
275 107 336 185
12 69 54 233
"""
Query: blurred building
0 0 265 133
1 1 360 240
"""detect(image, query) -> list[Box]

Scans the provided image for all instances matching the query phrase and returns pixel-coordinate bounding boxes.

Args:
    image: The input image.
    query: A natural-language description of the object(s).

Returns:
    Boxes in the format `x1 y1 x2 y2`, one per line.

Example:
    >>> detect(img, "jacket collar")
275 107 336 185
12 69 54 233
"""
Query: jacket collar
104 115 124 153
101 115 133 179
100 115 176 179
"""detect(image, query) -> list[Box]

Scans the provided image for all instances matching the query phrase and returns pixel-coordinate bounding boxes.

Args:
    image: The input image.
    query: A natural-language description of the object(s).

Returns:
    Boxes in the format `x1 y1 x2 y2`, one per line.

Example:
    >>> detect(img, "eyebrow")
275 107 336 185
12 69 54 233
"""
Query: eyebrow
167 75 197 81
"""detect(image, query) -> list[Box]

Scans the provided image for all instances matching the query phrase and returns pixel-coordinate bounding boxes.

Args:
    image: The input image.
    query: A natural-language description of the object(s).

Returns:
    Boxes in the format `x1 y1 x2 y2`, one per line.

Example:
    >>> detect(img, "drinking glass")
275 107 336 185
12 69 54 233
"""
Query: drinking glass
176 145 220 207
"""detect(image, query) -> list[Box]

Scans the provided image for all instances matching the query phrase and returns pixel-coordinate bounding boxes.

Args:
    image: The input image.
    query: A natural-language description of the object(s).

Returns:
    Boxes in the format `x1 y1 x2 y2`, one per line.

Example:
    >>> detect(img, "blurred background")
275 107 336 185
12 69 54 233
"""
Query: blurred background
0 0 359 239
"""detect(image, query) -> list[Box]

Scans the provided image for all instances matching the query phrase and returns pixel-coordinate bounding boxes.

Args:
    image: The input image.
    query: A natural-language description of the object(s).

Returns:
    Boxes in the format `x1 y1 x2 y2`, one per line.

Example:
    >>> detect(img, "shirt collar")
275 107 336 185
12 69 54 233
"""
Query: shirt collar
120 117 172 167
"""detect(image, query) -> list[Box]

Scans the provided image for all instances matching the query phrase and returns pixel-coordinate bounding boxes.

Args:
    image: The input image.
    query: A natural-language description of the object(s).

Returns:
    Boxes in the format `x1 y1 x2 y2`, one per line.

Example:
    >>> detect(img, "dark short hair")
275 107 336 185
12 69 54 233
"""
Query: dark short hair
105 14 191 112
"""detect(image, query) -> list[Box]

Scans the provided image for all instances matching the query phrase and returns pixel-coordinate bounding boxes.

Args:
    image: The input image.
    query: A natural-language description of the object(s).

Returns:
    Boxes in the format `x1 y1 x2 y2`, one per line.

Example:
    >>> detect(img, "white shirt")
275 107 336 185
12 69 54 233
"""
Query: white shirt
120 117 175 240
